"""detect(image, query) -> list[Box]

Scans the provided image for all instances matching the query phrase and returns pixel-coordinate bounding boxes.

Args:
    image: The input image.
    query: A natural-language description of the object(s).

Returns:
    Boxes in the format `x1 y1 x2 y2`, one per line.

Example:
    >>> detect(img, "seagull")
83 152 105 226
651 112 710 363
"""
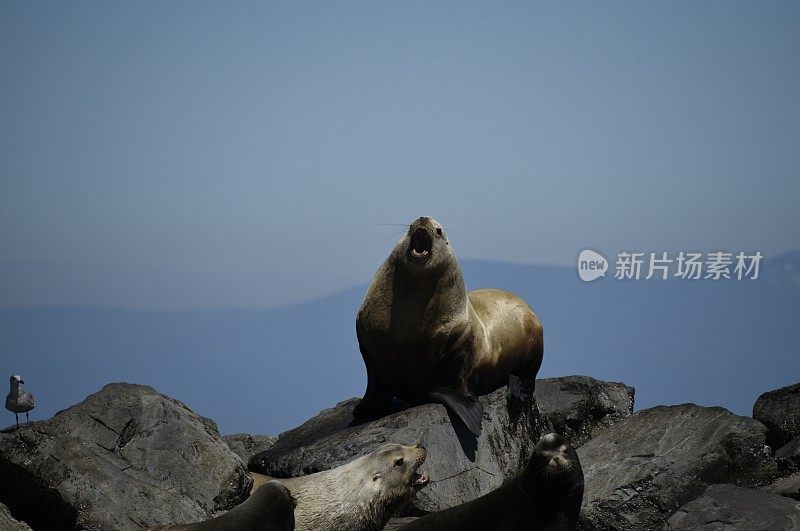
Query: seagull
5 374 35 428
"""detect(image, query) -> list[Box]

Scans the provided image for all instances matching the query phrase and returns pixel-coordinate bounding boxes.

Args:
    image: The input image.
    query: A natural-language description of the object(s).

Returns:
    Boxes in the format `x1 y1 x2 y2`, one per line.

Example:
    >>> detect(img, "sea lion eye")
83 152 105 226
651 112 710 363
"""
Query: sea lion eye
436 228 442 237
394 458 404 467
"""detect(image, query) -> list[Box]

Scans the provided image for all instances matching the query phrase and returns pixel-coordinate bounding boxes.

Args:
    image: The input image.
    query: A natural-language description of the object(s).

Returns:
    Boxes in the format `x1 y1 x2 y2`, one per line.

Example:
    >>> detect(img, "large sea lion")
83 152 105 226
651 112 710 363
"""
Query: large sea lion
148 480 296 531
398 433 584 530
353 216 544 435
275 443 428 531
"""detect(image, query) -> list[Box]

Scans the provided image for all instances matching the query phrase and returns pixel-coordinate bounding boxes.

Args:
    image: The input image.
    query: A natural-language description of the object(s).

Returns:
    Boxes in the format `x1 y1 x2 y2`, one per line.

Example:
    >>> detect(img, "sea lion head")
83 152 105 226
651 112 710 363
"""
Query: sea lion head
525 433 584 489
279 444 429 531
395 216 454 275
365 443 429 509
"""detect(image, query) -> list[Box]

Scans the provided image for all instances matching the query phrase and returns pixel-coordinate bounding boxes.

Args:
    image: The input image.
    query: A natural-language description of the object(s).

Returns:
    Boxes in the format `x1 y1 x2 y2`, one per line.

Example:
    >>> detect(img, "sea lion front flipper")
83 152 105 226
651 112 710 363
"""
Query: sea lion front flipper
353 348 394 423
429 386 484 436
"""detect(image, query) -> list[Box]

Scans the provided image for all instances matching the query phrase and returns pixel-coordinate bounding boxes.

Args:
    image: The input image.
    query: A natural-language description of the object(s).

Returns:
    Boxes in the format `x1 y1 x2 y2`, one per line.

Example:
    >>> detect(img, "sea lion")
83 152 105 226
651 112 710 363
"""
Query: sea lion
277 443 429 531
148 480 296 531
353 216 544 435
398 433 584 530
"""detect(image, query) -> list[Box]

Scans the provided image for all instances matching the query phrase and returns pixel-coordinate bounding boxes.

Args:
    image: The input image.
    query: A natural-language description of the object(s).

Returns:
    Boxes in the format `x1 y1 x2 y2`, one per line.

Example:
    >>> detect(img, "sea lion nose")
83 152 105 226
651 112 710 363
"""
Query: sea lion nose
417 216 430 225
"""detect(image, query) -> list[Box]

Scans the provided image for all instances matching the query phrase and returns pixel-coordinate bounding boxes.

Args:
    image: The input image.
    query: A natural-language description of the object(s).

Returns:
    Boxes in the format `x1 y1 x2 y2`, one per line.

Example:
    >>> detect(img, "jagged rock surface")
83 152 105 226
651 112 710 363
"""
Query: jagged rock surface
250 386 543 514
223 433 277 463
0 383 252 530
578 404 777 530
0 501 31 531
753 382 800 450
664 484 800 530
535 376 634 447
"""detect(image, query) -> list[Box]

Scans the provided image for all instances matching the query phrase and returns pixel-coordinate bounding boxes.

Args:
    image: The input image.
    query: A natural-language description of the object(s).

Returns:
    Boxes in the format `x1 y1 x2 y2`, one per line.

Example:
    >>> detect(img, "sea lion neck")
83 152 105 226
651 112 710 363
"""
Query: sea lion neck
389 256 467 315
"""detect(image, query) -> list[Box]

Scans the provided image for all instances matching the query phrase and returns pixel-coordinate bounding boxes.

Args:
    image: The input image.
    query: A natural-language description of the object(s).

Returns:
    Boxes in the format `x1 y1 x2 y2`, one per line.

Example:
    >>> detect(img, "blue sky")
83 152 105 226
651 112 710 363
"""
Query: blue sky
1 2 799 310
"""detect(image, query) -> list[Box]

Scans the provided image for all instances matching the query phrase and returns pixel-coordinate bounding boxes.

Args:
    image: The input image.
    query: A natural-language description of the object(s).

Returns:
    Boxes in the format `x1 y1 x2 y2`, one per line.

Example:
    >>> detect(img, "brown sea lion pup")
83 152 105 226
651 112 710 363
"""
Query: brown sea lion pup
277 443 428 531
147 480 296 531
353 216 544 435
398 433 584 531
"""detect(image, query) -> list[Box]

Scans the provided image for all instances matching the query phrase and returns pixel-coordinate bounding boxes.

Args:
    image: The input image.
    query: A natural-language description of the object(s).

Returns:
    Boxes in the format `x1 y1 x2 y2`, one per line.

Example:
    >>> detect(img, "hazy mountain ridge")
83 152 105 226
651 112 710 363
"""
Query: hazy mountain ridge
2 256 799 435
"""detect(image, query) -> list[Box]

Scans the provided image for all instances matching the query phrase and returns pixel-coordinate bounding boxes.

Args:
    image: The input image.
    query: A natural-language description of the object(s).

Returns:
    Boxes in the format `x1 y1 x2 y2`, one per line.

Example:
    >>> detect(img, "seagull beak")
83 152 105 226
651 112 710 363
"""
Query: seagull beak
19 380 24 384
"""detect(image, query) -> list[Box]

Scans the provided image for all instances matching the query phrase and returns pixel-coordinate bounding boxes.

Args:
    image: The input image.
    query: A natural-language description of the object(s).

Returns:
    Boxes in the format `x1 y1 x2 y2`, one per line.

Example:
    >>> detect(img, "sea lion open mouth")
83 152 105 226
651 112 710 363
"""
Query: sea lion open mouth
549 455 569 473
412 471 429 488
409 228 433 259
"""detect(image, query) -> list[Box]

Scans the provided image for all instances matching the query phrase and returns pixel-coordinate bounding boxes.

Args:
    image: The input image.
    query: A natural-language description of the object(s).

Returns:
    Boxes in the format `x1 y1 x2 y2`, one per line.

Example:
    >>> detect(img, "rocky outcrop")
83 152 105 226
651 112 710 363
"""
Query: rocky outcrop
664 484 800 530
10 376 792 530
223 433 277 463
578 404 777 530
248 376 634 515
753 382 800 450
535 376 634 447
0 383 252 530
0 502 31 531
250 387 543 514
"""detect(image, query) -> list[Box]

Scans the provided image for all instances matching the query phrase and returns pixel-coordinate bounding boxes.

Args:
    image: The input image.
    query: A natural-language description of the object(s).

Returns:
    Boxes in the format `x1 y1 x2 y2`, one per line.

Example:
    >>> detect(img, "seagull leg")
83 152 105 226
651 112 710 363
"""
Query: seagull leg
15 413 19 429
26 411 30 426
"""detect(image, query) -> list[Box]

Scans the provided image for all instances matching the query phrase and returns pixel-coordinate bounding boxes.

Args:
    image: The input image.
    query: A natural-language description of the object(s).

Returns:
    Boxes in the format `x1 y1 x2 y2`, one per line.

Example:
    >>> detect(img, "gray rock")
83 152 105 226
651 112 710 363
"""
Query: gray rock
0 383 252 530
0 501 31 531
535 376 634 447
753 382 800 450
762 473 800 502
664 484 800 530
223 433 277 463
578 404 777 530
250 386 544 513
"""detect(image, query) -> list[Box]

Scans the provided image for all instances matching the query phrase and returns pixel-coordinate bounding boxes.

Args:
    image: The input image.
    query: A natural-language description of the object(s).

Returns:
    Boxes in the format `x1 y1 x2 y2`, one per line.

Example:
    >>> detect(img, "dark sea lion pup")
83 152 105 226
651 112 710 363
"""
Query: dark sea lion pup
354 216 544 435
148 480 296 530
398 433 584 531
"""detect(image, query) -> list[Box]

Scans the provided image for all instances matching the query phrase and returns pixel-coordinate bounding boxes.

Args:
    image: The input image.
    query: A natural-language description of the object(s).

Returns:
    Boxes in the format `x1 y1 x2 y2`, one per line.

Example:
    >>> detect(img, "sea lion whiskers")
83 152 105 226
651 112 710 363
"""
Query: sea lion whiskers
551 454 574 472
385 229 408 240
362 223 411 226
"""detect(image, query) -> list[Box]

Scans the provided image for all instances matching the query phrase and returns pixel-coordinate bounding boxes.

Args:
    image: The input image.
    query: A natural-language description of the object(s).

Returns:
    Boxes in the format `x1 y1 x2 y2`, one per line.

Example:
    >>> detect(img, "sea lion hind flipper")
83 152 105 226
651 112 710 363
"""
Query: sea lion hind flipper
429 387 483 436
